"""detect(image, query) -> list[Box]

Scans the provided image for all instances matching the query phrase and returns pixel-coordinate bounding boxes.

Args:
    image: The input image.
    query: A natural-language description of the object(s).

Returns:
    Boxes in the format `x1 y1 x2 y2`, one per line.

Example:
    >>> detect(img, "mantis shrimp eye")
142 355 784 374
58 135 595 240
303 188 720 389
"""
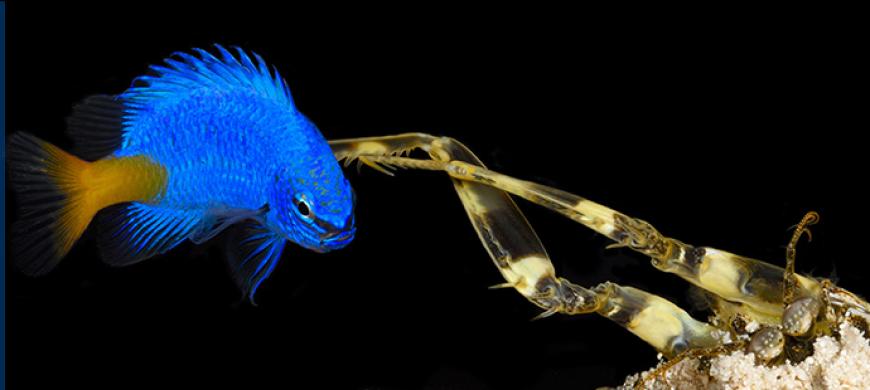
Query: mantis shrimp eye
749 326 784 362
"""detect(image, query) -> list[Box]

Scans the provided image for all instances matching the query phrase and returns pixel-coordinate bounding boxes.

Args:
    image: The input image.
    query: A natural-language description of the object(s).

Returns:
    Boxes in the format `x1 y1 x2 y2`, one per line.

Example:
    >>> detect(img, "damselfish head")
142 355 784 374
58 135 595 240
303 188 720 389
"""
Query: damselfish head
269 133 356 252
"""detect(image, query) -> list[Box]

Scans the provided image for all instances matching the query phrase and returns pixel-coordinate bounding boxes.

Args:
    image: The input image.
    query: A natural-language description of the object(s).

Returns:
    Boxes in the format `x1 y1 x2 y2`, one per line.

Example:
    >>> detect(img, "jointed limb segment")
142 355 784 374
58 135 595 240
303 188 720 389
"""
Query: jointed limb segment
334 132 870 370
334 135 584 306
352 150 823 322
330 134 719 357
592 282 720 356
332 133 867 363
436 159 824 317
533 278 720 357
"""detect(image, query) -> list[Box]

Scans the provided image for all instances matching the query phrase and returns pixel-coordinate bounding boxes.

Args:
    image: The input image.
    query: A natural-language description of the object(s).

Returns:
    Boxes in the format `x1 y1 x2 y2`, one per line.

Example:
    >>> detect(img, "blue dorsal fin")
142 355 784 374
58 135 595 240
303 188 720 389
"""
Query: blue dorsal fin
120 44 295 111
97 203 204 266
225 223 286 305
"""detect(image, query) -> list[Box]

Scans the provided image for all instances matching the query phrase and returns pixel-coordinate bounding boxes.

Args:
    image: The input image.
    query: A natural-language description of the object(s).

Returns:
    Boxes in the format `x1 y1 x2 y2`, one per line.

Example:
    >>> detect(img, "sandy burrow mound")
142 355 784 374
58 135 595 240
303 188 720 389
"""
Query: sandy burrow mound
615 322 870 390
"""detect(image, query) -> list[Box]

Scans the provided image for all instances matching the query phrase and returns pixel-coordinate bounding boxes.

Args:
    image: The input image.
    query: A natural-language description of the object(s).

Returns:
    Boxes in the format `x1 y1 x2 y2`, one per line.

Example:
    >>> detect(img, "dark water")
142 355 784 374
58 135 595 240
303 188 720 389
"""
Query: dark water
5 4 864 389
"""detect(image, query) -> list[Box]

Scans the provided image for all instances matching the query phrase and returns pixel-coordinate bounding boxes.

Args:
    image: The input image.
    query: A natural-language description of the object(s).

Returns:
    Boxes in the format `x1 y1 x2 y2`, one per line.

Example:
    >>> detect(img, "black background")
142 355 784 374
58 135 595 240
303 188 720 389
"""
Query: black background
5 4 866 389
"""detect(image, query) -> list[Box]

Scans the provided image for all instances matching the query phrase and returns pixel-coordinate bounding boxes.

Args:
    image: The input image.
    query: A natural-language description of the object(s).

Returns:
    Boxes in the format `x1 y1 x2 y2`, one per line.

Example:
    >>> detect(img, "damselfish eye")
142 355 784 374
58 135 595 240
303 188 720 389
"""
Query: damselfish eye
294 195 312 220
296 199 311 217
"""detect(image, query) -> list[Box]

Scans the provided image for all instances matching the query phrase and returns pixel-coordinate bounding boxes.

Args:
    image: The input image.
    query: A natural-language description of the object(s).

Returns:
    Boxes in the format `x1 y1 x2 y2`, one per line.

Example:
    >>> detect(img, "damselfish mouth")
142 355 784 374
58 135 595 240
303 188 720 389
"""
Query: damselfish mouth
315 228 356 252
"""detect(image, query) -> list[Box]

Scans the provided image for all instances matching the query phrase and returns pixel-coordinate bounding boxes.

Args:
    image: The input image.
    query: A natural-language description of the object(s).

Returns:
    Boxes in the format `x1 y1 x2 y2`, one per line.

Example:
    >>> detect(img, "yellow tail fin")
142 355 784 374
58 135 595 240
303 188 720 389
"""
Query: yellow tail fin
7 132 167 275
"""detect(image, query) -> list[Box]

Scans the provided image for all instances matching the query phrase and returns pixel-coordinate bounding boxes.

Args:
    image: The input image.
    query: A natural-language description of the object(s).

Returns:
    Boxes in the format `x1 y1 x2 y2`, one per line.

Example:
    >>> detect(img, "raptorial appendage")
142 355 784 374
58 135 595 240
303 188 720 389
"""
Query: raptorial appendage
608 214 674 260
331 134 720 357
330 133 870 369
425 154 826 321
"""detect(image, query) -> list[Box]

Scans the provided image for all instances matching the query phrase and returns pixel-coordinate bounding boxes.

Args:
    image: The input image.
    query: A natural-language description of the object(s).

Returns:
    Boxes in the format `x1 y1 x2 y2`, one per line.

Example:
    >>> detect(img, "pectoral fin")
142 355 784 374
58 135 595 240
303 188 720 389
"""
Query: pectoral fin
225 223 286 304
189 204 268 245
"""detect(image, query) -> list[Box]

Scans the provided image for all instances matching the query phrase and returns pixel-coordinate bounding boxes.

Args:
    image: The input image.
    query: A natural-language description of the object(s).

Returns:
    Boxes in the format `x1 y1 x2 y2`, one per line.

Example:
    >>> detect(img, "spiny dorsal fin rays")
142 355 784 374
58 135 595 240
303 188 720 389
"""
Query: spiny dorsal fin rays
121 44 294 110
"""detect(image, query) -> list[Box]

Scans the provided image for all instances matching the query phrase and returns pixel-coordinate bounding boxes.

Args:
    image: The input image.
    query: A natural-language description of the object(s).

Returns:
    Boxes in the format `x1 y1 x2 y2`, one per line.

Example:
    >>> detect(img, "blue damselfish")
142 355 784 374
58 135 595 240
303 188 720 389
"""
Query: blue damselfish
7 45 356 301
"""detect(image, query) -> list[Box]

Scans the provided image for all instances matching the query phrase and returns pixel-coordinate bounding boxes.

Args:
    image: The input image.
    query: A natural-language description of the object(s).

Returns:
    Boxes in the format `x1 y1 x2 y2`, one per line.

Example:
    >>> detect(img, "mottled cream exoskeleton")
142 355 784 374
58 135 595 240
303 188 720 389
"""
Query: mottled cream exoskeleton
330 133 870 385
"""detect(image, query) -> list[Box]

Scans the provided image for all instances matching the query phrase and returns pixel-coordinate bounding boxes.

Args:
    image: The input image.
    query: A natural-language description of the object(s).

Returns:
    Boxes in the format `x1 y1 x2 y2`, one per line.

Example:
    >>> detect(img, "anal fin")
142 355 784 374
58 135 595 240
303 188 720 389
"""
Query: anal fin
97 203 203 266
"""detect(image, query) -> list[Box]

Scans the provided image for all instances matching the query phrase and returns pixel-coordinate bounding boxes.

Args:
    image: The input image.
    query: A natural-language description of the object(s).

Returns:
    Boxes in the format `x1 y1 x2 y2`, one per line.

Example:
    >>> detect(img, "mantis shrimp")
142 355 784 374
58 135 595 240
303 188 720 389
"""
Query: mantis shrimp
328 133 870 385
